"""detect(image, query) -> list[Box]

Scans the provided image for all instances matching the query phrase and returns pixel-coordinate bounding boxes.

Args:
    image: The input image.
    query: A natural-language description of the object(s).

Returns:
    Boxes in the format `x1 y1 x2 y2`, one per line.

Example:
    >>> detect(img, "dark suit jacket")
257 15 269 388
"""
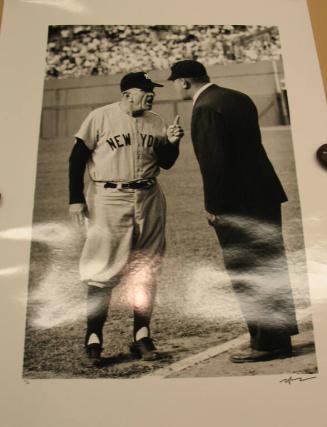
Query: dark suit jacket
191 84 288 215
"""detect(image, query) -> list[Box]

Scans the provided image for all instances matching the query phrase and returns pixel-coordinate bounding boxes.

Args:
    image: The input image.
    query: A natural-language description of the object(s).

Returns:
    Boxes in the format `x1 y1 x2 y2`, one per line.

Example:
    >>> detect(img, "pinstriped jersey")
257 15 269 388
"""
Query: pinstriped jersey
75 102 167 182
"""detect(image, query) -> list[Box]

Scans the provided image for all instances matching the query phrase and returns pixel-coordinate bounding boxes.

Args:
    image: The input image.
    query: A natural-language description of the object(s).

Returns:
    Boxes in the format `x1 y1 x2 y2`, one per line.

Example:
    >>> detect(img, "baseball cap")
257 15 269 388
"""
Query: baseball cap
120 72 164 92
168 60 208 81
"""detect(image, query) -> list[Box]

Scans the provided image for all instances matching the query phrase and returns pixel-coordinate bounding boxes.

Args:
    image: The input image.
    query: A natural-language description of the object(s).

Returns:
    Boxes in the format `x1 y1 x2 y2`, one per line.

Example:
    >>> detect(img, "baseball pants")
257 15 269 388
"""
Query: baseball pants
80 180 166 288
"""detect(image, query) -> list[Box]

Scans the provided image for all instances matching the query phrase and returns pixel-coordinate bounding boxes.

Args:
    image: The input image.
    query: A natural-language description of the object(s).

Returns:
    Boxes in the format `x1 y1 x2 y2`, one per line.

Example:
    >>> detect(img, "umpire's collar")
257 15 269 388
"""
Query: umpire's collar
193 83 214 105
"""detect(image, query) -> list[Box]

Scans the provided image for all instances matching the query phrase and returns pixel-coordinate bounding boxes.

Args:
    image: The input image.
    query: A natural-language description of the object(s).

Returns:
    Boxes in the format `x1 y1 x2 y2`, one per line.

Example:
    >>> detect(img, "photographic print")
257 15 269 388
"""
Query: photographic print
2 1 327 426
23 24 317 379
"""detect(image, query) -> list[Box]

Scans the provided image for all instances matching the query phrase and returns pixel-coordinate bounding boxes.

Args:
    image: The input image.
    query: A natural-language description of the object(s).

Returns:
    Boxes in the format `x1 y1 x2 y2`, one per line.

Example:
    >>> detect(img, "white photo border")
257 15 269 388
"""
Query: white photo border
0 0 326 426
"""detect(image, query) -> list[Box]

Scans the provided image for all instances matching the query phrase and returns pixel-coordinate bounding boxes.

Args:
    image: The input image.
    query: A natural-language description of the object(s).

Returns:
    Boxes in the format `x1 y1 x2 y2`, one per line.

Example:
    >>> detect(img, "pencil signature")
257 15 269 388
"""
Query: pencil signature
280 375 317 385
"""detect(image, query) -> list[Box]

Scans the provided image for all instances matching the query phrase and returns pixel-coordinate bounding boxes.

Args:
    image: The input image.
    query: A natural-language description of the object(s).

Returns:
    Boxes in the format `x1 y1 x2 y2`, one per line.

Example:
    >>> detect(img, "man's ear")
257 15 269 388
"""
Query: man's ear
123 91 133 103
181 78 191 89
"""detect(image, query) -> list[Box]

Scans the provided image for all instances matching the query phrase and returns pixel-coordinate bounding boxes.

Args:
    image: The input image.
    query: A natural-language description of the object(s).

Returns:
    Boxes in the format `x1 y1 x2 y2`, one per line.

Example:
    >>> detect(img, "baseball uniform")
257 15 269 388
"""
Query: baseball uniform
74 102 171 287
69 73 182 364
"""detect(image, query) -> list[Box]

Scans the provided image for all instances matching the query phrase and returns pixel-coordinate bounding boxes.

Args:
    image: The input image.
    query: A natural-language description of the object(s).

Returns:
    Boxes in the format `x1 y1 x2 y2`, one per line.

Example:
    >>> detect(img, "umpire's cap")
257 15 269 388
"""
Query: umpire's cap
168 60 208 81
120 72 164 92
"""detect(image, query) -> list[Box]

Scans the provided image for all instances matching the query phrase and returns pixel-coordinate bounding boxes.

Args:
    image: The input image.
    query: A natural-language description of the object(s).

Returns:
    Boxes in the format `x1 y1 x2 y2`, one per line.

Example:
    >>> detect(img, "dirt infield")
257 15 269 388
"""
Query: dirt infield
147 308 316 379
169 325 317 379
23 127 317 379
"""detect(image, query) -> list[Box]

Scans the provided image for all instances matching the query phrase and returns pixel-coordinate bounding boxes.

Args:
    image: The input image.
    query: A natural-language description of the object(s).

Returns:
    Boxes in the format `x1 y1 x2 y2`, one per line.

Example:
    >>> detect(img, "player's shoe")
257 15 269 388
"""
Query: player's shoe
130 337 160 361
84 343 103 367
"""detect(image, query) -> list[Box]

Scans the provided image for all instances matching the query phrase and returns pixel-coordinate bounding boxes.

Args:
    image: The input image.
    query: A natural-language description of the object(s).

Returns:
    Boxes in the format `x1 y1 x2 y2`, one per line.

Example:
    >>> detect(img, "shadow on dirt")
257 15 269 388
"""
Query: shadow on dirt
98 351 173 368
292 341 316 357
98 353 134 367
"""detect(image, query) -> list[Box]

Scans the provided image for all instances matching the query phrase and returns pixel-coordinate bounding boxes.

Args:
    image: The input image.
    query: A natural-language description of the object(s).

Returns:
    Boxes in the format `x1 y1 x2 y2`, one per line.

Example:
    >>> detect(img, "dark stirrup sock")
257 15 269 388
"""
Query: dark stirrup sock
133 309 151 342
85 286 110 347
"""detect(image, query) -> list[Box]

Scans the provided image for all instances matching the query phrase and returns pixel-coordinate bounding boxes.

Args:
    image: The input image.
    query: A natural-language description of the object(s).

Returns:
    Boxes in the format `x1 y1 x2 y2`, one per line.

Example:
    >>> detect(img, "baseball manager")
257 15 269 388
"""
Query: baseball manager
68 71 184 366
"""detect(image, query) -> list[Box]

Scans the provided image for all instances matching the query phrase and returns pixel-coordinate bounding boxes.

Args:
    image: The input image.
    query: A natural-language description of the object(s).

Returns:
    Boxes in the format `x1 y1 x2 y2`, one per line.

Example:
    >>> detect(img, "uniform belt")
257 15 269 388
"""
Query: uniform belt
94 178 156 190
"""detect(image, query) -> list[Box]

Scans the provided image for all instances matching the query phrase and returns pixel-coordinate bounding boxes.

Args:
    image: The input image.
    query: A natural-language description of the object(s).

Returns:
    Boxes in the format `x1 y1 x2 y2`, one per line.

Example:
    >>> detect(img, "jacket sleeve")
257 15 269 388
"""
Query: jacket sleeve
68 138 92 204
191 106 225 214
153 139 180 170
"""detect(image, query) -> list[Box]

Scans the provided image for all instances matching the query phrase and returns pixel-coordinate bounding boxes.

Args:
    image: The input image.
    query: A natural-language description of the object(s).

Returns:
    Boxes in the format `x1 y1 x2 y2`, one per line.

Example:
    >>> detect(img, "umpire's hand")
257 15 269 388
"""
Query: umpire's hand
69 203 88 226
167 115 184 144
206 212 221 227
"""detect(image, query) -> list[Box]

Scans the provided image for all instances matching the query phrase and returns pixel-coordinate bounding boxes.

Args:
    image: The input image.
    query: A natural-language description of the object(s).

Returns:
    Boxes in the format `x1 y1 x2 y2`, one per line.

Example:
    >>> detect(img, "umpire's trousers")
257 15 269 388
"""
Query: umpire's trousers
212 203 299 351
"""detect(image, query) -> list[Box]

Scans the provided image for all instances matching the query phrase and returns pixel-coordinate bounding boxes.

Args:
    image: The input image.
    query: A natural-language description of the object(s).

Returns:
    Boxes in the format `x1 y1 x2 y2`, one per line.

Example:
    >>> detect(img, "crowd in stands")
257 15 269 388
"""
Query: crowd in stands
46 25 282 79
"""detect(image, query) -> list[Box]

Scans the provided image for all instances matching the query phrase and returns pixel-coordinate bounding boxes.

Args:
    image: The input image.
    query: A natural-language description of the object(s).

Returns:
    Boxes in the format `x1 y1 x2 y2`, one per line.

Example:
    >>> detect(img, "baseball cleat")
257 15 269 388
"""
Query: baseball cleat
130 337 160 361
84 343 103 367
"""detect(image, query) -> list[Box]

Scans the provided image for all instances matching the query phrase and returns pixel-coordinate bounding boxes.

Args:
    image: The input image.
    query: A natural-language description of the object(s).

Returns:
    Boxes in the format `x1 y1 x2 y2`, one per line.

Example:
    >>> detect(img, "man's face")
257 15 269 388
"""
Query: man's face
173 78 192 100
127 88 155 113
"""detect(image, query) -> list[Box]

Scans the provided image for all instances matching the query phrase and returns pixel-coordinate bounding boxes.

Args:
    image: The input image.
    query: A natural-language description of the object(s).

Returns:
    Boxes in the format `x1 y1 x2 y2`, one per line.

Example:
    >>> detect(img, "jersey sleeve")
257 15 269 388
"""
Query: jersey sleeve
68 138 91 204
75 109 101 150
153 116 180 169
154 138 180 169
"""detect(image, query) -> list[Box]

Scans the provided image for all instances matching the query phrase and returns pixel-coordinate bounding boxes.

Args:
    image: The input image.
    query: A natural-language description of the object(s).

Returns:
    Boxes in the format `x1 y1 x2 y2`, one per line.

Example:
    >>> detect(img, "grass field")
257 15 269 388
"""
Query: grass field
23 127 315 379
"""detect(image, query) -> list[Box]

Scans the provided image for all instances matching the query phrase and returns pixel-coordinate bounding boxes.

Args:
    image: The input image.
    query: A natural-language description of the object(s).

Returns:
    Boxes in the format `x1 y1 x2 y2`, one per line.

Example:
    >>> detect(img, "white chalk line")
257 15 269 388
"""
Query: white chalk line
145 306 313 379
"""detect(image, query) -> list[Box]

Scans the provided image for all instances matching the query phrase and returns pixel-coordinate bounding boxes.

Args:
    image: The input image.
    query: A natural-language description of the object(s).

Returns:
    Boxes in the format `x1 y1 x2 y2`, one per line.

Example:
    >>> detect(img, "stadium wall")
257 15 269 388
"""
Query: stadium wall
41 60 286 139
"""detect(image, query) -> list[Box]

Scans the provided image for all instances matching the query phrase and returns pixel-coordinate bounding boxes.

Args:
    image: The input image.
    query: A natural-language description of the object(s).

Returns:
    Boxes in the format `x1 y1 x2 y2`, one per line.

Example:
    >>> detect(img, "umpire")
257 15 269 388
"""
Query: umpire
168 60 298 363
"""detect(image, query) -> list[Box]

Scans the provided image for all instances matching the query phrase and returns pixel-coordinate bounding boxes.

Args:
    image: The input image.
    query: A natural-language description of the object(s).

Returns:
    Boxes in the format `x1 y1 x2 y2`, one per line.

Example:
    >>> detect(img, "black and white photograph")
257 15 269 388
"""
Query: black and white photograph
22 24 317 379
2 1 327 426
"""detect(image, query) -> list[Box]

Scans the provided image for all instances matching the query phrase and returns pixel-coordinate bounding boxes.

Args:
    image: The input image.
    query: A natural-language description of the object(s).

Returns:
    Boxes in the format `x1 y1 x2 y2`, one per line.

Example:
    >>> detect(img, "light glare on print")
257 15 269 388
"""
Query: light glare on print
1 216 326 329
22 0 87 13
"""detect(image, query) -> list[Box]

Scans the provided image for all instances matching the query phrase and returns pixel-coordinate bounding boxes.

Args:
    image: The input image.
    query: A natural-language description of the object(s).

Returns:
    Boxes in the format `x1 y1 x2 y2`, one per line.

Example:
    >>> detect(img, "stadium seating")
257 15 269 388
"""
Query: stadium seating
46 25 282 79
